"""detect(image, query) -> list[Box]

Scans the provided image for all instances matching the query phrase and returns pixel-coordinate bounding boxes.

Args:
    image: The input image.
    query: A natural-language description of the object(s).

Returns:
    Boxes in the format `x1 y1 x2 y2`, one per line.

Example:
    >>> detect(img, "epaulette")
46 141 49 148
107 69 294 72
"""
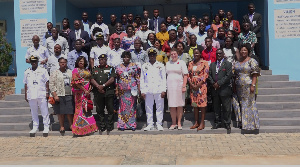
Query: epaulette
93 65 99 69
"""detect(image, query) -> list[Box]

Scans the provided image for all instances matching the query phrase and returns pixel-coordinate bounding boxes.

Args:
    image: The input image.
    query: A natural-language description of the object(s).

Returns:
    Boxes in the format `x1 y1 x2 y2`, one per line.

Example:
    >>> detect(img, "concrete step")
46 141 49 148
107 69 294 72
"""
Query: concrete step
0 101 29 108
0 107 31 115
4 94 25 101
257 102 300 110
256 94 300 102
0 126 300 137
259 109 300 118
260 117 300 126
258 87 300 95
258 81 300 88
259 75 289 81
261 70 272 75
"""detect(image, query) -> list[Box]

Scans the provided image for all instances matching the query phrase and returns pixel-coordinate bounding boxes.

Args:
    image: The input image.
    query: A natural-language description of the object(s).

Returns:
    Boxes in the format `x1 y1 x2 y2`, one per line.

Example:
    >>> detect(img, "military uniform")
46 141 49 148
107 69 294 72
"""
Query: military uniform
23 55 50 136
91 62 116 131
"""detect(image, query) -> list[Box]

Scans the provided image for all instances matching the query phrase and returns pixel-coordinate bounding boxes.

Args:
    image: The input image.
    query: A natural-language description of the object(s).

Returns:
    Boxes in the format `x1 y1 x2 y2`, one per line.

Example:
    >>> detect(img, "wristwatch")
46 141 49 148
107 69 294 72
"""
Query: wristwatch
252 84 256 87
102 84 106 88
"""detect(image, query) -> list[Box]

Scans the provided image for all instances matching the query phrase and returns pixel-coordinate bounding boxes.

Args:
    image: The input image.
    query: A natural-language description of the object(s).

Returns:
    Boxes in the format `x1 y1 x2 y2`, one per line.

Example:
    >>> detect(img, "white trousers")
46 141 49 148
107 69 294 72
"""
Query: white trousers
28 98 50 129
145 93 164 126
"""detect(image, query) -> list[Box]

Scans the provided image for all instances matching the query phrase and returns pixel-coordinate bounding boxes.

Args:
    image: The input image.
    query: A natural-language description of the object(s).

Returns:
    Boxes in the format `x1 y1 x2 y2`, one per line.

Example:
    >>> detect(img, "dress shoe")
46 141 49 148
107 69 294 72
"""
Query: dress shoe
190 124 199 129
225 124 231 134
43 127 49 137
211 123 221 129
144 124 154 131
29 127 38 137
60 129 65 136
156 124 164 131
132 128 136 131
119 128 124 131
168 125 178 130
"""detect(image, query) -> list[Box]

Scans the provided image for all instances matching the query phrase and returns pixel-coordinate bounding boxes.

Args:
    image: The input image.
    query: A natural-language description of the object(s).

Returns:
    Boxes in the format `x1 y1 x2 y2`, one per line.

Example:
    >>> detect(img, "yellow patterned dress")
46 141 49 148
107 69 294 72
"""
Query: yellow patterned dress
233 58 260 130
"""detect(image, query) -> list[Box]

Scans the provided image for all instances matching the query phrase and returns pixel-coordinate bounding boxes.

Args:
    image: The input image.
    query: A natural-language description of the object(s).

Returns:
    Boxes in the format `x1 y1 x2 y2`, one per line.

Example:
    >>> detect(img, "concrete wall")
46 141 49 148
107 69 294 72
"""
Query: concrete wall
14 0 55 94
268 0 300 80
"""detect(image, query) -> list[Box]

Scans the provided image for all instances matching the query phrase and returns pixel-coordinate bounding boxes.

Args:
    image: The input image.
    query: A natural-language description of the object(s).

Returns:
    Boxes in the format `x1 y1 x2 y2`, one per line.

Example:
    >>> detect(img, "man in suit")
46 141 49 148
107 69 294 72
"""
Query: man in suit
149 9 165 33
243 3 262 67
68 20 90 54
81 12 93 37
208 49 232 133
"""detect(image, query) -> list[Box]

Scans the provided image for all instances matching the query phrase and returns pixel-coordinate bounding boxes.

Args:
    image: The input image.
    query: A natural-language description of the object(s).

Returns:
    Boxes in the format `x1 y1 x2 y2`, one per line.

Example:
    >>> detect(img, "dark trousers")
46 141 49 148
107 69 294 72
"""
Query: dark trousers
254 37 262 67
212 95 232 125
94 94 114 131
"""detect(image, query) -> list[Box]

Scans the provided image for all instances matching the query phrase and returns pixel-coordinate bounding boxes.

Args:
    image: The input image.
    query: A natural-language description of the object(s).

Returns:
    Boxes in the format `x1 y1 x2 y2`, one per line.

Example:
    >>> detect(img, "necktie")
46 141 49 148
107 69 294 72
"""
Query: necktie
76 30 79 39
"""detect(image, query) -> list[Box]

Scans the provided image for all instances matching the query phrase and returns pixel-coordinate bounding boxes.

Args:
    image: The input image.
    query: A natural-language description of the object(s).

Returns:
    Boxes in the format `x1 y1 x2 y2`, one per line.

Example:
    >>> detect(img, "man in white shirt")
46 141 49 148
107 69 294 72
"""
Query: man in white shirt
25 35 49 69
140 48 167 131
107 38 124 68
195 22 208 45
90 14 110 42
90 32 110 68
46 27 69 56
47 44 67 74
24 55 50 137
135 20 154 43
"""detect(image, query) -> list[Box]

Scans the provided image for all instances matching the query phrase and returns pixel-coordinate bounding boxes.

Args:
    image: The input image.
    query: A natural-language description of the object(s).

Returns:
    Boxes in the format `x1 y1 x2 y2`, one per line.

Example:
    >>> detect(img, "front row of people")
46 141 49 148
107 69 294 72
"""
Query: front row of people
24 43 260 137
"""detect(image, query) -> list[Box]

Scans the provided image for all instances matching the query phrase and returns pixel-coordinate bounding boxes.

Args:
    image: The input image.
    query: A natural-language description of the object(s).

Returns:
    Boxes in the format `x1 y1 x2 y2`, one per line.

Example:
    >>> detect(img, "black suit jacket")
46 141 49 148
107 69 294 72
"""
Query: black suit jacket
243 13 262 37
80 21 93 31
68 30 90 53
208 59 232 96
149 17 165 32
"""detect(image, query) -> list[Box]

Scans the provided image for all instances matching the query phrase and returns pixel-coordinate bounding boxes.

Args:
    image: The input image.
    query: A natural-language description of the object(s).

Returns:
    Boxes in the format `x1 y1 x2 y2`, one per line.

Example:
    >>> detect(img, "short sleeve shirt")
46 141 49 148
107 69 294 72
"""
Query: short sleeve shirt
91 65 116 96
23 67 49 100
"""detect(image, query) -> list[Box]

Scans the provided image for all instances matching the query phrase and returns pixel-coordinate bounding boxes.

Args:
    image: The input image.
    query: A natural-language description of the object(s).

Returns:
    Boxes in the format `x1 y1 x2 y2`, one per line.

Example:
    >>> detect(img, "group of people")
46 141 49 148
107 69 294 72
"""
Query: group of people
24 2 261 137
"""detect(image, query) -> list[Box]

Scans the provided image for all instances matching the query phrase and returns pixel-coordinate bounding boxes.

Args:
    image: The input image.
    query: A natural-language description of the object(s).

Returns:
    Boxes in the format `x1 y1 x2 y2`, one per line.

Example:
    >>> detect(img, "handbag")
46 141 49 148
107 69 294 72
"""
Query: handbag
48 97 56 105
87 99 93 110
136 96 143 118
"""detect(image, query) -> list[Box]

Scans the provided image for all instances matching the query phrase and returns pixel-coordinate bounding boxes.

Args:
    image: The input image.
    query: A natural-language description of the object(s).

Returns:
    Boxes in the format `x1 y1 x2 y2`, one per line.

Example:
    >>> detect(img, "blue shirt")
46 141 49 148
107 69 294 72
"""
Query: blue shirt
205 25 211 32
82 20 91 36
67 50 89 70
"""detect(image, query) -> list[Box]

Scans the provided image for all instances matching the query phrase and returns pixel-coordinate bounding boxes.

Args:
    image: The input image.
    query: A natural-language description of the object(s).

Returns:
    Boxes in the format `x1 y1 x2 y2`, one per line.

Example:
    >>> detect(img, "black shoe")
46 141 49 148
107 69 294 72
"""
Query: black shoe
211 123 221 129
225 124 231 134
60 130 65 136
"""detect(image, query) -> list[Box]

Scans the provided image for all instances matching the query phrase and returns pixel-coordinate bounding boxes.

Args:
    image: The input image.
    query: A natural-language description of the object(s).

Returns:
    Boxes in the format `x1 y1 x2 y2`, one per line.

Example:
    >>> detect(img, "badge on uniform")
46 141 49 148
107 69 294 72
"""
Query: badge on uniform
33 80 38 85
94 70 98 74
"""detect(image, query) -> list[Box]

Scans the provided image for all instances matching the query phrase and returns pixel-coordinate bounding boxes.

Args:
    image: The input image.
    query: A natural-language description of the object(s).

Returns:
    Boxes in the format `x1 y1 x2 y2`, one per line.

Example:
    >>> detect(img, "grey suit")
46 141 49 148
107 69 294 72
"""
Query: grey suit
208 59 232 125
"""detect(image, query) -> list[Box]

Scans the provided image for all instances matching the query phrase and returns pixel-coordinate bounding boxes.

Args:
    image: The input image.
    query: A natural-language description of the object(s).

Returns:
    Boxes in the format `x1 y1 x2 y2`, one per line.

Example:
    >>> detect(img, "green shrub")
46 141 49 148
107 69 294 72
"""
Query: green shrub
0 29 14 74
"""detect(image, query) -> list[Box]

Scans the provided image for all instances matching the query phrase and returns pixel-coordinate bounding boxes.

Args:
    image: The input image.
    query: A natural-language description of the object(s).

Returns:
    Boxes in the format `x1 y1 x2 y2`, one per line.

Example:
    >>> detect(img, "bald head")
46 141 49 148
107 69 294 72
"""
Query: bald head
32 35 40 46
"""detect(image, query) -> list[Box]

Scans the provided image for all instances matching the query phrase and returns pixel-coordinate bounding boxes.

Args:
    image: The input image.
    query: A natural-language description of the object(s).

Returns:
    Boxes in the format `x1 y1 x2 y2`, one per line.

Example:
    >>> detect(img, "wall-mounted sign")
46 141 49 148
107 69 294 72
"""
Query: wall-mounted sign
20 19 47 47
274 9 300 38
20 0 47 14
274 0 300 4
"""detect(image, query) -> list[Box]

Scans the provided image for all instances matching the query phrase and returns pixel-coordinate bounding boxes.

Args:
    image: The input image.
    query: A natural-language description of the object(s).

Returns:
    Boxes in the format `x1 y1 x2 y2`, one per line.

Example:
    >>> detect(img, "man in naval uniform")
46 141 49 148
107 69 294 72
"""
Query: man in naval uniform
24 55 50 137
140 48 167 131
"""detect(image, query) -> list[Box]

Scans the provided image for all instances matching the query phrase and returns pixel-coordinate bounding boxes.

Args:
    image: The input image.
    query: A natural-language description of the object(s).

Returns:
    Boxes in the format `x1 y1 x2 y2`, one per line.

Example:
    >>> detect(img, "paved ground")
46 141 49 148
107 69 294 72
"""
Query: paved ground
0 133 300 165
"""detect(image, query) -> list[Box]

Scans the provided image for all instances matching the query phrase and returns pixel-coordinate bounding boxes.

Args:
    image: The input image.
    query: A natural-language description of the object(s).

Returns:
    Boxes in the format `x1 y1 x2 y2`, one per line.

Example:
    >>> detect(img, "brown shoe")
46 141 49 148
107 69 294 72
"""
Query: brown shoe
190 124 199 129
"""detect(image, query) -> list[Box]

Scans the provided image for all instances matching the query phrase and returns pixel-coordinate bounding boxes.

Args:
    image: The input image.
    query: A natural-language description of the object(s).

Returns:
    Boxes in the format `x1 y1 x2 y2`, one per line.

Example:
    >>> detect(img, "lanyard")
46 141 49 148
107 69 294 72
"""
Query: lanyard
179 53 183 60
244 32 250 39
207 48 213 60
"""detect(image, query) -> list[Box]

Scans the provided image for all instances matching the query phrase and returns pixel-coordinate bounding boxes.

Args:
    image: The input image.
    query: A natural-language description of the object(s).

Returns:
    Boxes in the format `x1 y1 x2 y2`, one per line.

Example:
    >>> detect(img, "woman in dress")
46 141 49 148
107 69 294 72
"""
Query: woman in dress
71 56 98 136
177 25 190 46
59 18 71 40
143 33 156 50
188 48 209 130
122 24 139 51
223 37 239 64
156 22 169 45
166 48 188 130
115 51 140 131
153 39 168 64
233 43 260 131
162 29 178 57
211 14 223 39
49 57 74 135
182 16 191 33
226 11 241 34
187 15 199 35
238 22 257 56
174 41 192 65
